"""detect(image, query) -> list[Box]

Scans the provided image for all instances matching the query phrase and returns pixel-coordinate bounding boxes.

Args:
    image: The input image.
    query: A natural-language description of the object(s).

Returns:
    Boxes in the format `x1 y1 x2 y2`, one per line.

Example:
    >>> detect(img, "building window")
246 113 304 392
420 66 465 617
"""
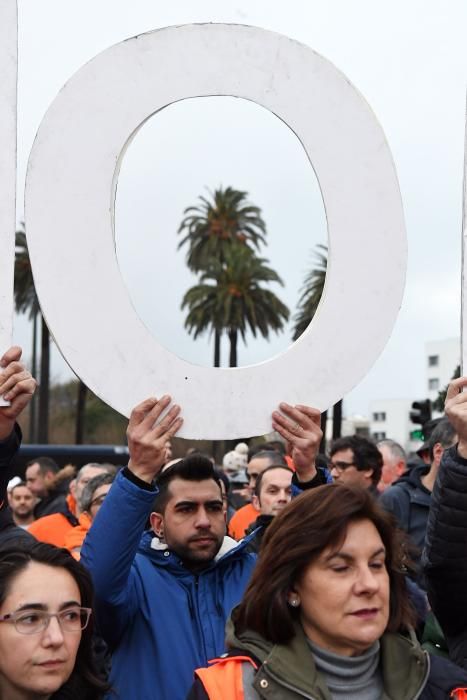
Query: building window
428 378 439 391
428 355 439 367
373 431 386 441
372 412 386 422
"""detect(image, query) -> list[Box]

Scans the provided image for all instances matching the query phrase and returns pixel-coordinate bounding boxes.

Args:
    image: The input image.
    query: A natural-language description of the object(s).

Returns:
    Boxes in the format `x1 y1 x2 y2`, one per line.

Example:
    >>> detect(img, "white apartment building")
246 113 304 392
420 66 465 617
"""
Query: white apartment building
425 338 460 404
369 398 418 452
367 338 460 452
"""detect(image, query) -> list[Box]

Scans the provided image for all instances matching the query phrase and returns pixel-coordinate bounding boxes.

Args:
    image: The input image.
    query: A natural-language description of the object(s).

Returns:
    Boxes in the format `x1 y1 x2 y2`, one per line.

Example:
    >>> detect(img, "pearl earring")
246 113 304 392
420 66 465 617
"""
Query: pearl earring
289 597 300 607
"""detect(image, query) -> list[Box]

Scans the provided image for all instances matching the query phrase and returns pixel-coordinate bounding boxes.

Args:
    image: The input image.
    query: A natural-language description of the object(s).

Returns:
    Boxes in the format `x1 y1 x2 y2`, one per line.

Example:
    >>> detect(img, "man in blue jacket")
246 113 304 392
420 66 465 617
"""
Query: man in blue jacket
81 396 322 700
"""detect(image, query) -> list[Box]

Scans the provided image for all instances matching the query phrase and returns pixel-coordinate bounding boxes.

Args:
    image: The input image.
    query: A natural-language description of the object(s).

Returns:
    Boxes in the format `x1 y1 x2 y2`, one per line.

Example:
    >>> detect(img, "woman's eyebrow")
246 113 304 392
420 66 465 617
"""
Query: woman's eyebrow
326 546 386 562
13 600 81 612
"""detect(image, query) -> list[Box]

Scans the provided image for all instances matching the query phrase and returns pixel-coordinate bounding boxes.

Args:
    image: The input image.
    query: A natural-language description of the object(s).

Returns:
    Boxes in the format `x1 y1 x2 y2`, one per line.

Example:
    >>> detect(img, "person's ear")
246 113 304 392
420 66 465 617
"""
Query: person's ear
252 494 261 512
150 511 164 538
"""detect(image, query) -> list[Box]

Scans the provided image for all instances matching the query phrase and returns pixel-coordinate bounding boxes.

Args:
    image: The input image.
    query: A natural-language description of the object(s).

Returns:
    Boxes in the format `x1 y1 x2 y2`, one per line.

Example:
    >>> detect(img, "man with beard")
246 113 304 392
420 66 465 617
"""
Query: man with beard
81 396 322 700
8 481 35 528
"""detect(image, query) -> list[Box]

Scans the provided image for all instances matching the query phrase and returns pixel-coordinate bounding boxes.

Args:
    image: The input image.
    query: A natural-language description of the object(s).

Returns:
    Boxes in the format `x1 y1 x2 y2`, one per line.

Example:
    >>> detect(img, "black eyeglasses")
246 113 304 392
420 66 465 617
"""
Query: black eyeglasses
0 607 92 635
329 460 356 473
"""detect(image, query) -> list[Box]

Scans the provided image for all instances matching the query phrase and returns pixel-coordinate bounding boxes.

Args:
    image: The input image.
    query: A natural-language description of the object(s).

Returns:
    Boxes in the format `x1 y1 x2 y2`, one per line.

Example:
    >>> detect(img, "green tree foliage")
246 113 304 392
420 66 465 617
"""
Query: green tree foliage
292 244 327 341
14 227 49 442
48 380 127 444
178 186 266 273
182 245 289 367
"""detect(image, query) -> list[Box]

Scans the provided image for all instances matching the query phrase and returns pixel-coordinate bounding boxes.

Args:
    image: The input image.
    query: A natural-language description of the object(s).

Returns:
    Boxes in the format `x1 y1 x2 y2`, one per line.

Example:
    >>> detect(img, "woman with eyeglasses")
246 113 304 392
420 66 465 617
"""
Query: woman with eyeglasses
190 484 467 700
0 541 110 699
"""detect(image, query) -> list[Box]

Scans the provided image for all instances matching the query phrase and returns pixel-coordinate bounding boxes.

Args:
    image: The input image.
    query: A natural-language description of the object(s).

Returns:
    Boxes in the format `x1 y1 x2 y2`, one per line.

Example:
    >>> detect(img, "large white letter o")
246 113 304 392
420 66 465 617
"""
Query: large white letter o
25 23 406 439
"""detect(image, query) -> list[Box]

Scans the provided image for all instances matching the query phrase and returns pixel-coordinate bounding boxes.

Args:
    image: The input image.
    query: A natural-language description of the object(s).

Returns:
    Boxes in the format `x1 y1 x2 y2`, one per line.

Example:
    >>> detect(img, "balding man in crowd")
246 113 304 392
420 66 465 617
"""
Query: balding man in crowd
244 464 294 553
228 449 287 539
377 438 407 492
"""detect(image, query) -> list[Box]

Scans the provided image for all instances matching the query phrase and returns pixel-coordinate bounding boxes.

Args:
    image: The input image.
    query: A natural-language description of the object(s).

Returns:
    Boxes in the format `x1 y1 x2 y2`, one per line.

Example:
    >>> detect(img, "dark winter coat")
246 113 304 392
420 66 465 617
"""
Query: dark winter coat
380 464 431 583
423 444 467 670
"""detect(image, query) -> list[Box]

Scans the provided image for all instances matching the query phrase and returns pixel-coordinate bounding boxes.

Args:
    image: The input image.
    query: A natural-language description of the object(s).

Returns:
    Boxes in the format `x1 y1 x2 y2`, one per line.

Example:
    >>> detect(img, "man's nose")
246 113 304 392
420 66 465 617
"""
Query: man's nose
194 508 211 528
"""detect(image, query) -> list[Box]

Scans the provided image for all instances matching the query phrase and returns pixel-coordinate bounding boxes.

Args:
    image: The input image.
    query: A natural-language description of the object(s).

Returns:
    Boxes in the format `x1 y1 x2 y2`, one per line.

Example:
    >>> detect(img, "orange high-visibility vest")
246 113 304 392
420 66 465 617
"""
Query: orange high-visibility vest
195 656 257 700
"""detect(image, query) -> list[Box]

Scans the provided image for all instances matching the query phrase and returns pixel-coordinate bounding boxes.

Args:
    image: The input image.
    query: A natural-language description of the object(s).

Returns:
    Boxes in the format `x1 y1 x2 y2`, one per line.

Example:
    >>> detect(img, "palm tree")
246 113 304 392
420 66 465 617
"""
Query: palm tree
178 186 267 273
182 246 289 367
14 228 48 442
292 244 327 341
292 245 342 443
178 186 269 366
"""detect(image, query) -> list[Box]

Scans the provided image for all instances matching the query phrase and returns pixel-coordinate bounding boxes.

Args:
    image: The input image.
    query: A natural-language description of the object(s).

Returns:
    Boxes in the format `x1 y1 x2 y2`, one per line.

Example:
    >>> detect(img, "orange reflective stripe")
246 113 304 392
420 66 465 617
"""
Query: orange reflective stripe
451 690 467 699
195 656 257 700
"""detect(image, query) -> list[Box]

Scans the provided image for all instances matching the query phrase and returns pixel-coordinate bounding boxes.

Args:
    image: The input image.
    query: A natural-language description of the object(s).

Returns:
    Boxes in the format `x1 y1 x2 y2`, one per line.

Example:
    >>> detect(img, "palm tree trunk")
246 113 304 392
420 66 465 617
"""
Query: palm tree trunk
332 399 343 440
29 312 38 442
75 380 88 444
228 329 238 367
214 329 221 367
38 315 50 443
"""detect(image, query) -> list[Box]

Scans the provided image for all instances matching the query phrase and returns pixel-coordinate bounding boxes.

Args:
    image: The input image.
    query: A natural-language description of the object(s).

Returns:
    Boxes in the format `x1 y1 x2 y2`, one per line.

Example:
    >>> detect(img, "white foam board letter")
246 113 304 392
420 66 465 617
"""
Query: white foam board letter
25 24 407 439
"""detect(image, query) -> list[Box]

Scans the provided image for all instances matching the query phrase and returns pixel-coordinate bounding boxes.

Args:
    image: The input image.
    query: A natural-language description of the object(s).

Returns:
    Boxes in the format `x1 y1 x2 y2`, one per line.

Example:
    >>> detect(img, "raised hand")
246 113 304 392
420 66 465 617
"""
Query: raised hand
0 346 37 440
272 402 322 482
445 377 467 458
127 396 183 483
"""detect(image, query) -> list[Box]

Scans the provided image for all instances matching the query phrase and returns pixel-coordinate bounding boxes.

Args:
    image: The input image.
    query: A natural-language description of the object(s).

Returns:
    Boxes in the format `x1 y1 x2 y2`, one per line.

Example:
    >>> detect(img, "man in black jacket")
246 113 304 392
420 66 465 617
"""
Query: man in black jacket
381 418 457 586
0 346 37 544
423 375 467 670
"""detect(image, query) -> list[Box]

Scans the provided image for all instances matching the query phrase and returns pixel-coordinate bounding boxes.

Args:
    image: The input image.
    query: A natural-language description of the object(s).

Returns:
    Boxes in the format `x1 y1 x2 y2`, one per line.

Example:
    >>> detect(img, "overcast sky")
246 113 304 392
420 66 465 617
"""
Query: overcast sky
12 0 467 419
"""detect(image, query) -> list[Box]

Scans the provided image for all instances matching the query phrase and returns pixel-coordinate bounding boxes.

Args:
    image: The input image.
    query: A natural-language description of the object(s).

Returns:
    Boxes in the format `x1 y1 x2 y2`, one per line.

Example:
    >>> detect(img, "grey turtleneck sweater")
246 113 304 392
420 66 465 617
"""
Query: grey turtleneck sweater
307 639 384 700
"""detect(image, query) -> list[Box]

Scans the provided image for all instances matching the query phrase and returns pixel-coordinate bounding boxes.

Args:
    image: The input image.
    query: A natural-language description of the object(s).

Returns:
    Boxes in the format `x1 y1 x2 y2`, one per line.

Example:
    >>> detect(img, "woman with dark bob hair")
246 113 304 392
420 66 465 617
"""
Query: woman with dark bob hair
0 540 110 699
189 484 467 699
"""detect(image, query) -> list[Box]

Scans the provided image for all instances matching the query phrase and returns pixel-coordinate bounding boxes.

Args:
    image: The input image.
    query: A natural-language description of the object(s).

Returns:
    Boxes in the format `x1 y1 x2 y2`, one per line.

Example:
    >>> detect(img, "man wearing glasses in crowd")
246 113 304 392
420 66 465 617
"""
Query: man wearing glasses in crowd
329 435 383 495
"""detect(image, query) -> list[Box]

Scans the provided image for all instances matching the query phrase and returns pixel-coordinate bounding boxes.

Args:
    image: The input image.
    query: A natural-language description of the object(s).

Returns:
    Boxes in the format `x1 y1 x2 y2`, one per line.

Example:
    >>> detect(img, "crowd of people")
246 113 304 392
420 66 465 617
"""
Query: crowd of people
2 345 467 698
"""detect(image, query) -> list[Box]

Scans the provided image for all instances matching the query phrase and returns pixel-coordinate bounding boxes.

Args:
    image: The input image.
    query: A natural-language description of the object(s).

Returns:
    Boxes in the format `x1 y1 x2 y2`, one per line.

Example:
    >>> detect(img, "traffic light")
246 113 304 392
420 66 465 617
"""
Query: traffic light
410 399 432 426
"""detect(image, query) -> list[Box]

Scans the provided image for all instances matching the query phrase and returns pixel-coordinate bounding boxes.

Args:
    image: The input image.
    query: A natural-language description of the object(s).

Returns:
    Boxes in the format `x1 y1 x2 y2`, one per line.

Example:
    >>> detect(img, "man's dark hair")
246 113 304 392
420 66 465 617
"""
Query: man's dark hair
330 435 382 486
153 455 222 514
26 456 59 475
254 465 294 499
428 418 457 461
248 450 287 468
